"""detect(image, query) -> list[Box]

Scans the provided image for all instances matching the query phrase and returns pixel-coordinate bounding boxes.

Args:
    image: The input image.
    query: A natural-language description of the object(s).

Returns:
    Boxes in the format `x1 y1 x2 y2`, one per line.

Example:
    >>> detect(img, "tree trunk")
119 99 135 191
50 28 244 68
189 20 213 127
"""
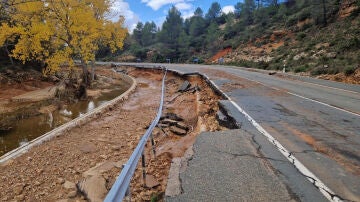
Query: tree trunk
91 60 95 81
322 0 327 26
4 45 14 65
81 60 89 86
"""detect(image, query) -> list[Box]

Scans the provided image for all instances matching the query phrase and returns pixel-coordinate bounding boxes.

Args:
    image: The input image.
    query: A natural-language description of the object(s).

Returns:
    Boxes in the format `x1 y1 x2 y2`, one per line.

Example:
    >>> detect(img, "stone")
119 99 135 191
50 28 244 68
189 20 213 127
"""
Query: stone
14 183 24 195
111 145 121 151
178 81 191 92
14 194 25 201
326 52 337 58
56 199 69 202
63 181 76 190
170 126 187 136
145 175 160 188
78 143 97 153
57 178 65 184
67 191 77 198
78 175 107 202
83 161 117 177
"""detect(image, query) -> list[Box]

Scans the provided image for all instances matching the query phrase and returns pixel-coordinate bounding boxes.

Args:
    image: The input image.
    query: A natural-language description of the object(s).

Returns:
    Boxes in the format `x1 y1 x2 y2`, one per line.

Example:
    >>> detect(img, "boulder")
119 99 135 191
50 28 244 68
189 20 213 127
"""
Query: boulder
77 175 107 202
178 81 191 92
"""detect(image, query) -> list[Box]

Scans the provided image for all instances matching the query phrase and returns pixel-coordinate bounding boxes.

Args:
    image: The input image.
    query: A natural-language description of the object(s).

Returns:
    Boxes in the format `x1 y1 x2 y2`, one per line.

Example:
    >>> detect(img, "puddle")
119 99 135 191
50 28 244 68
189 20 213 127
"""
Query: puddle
0 85 128 156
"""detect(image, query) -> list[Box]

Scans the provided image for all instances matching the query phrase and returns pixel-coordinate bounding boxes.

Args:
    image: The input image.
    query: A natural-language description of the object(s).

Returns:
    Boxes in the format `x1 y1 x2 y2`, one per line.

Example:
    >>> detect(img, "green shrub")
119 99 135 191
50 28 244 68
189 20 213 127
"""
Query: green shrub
344 66 356 76
310 65 340 75
296 32 307 41
294 65 309 73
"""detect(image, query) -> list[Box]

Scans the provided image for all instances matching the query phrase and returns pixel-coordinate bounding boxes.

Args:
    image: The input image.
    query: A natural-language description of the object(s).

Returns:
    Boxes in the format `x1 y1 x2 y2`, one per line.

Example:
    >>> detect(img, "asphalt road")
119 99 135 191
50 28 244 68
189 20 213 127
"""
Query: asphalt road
108 62 360 201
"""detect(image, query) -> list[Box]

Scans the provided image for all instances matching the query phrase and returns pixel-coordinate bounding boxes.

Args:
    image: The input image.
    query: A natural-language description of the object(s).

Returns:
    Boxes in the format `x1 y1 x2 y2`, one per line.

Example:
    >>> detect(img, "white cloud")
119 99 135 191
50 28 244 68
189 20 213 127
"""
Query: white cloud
110 0 140 32
142 0 192 11
222 5 235 14
175 2 192 11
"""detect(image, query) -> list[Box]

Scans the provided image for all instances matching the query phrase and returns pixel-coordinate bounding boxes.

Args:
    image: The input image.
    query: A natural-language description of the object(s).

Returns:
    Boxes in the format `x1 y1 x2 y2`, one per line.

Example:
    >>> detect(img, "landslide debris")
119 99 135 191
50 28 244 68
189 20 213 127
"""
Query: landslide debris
0 67 224 202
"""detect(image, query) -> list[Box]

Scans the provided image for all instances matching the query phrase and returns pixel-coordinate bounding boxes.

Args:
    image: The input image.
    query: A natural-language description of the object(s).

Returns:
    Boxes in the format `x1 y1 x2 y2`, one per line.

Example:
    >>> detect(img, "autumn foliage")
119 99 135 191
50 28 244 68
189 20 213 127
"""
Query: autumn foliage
0 0 127 76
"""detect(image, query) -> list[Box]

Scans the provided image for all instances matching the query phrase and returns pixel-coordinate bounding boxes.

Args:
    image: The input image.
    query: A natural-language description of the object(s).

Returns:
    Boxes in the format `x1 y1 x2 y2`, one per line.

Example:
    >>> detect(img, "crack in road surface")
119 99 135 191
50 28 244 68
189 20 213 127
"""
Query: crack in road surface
229 100 348 202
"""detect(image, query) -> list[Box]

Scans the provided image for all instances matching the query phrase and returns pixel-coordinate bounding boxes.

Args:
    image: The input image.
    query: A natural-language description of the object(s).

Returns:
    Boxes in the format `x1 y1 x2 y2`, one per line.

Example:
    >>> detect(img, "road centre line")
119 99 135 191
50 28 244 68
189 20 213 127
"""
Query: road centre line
223 66 360 95
290 79 360 95
235 76 360 117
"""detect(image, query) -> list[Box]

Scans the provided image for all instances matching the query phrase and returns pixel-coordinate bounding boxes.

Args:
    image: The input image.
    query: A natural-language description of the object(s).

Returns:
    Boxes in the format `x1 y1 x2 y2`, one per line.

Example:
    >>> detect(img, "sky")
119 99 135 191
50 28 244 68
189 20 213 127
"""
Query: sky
110 0 241 32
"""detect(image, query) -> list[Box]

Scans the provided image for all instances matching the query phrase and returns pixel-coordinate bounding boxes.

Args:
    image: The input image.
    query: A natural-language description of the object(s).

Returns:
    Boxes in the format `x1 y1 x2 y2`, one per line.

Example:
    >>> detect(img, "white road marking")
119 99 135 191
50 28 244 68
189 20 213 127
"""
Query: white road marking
287 92 360 117
196 72 343 201
229 100 342 202
291 79 360 95
232 75 360 117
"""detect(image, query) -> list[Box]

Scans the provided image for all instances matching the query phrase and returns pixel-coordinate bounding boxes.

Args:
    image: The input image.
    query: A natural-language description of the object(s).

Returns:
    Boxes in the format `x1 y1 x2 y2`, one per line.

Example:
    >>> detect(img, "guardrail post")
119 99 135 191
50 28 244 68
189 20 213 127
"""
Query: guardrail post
141 152 146 187
150 134 156 158
125 185 131 202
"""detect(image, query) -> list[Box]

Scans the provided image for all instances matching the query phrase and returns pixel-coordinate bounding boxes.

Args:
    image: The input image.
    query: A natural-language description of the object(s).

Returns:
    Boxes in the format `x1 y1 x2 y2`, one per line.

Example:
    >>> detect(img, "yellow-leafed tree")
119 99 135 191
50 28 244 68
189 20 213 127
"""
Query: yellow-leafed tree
0 0 127 84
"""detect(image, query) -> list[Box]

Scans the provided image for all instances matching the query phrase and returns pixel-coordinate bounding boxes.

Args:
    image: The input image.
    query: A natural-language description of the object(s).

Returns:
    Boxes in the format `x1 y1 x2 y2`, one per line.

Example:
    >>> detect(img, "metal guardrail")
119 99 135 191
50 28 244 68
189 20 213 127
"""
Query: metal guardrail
104 68 167 202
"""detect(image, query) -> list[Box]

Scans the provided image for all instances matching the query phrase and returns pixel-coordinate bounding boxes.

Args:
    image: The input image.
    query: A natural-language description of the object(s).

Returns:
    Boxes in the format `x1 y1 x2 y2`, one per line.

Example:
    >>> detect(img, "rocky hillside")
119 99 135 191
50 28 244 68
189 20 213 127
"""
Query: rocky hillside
214 0 360 83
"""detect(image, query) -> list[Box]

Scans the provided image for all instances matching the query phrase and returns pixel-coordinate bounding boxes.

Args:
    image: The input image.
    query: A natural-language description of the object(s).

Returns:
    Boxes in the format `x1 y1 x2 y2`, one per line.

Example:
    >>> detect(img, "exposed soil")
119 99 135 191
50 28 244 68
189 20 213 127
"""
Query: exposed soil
316 68 360 85
0 67 223 201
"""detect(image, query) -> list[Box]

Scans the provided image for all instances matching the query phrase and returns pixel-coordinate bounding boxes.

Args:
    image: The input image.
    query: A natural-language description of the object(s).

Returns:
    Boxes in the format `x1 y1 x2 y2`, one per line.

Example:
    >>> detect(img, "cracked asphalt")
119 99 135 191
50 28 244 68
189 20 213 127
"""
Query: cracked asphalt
167 129 323 202
104 62 360 201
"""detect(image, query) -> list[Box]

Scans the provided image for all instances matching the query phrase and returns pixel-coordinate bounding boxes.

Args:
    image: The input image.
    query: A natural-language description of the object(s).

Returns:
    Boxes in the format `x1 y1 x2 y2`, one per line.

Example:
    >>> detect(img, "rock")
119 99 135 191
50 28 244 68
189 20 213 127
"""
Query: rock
56 199 69 202
178 81 191 92
34 181 42 186
63 181 76 190
78 143 97 153
145 175 160 188
268 71 277 75
170 126 187 136
111 145 121 151
293 52 308 60
14 183 24 195
216 110 228 127
57 178 65 184
326 52 337 58
83 161 117 177
14 194 25 201
78 175 107 202
67 191 77 198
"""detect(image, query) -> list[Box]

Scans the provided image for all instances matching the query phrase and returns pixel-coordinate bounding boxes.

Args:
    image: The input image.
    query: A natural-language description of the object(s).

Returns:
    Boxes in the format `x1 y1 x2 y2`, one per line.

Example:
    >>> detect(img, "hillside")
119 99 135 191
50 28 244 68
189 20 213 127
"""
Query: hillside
116 0 359 84
221 0 360 84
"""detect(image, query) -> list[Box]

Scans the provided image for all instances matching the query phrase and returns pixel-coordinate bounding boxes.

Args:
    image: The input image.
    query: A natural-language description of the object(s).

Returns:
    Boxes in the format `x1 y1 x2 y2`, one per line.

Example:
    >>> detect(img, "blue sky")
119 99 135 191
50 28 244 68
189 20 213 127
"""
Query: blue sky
111 0 241 31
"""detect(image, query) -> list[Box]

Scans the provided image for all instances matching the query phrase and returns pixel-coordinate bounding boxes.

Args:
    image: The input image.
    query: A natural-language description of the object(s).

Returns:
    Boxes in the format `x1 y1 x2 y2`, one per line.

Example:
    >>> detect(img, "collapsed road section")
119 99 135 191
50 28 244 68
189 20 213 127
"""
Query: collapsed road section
0 66 223 201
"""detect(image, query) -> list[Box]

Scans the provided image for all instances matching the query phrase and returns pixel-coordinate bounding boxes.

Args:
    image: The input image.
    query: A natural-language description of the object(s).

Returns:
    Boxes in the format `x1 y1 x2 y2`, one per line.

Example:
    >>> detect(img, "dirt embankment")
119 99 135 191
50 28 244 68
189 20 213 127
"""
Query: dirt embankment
0 67 223 201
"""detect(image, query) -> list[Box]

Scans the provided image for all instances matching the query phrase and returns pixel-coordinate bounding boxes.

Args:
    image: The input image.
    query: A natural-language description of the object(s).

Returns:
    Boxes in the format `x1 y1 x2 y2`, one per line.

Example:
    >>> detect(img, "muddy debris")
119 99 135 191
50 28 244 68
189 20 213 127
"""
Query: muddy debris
0 67 224 201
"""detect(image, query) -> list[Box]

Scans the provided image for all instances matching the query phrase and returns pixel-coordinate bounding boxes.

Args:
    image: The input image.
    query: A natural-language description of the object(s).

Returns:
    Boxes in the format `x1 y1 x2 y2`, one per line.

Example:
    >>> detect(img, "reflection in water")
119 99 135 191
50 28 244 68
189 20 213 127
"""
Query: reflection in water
47 112 53 128
60 109 73 117
0 86 127 156
87 101 95 111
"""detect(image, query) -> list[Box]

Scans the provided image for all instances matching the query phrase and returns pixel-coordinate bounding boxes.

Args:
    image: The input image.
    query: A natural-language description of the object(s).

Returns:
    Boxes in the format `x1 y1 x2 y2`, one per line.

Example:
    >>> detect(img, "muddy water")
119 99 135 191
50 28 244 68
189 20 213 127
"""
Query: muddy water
0 86 128 156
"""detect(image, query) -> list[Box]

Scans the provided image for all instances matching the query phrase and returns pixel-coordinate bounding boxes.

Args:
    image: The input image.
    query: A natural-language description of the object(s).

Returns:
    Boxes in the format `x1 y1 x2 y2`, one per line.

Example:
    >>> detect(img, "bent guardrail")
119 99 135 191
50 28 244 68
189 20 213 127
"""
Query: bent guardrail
104 68 167 202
